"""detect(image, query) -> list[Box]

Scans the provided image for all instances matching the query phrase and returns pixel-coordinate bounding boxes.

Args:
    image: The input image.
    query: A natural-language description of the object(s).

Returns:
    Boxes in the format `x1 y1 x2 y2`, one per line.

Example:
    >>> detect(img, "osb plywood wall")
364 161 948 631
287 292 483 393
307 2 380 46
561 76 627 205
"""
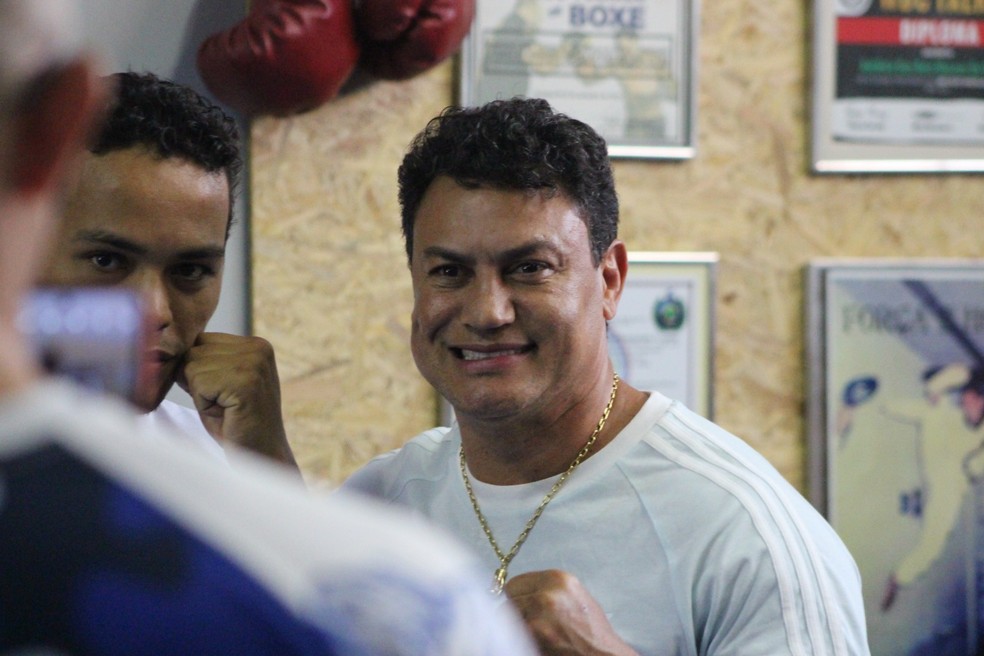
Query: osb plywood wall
252 2 982 491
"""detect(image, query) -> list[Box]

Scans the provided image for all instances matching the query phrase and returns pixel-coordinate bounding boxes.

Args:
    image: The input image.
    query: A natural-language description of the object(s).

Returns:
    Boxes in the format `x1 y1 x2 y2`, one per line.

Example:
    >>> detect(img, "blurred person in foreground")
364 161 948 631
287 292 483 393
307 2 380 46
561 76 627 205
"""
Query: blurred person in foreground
344 97 871 655
40 70 295 468
0 2 538 653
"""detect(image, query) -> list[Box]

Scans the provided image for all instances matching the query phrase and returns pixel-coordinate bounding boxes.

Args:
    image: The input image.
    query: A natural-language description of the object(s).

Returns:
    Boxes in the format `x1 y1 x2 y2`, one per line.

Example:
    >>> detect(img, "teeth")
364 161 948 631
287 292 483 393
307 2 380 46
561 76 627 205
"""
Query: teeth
460 348 524 361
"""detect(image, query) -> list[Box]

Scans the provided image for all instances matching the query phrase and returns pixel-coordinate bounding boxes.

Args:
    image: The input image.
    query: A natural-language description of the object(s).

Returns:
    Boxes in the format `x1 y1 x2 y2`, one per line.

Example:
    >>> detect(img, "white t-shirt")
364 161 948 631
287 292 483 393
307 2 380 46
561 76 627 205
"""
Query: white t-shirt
136 398 227 462
0 379 537 655
344 392 871 656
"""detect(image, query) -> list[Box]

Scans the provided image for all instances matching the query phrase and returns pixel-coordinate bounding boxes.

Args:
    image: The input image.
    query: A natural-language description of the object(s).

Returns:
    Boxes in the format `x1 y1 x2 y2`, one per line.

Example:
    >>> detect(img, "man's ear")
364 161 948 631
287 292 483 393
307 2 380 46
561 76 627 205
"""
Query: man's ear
11 57 105 196
601 240 628 322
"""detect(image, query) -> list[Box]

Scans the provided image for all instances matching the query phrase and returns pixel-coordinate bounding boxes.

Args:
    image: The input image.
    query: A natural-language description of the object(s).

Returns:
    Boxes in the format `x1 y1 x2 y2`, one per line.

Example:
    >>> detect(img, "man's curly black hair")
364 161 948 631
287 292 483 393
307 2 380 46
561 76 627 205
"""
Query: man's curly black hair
92 71 242 232
397 97 618 264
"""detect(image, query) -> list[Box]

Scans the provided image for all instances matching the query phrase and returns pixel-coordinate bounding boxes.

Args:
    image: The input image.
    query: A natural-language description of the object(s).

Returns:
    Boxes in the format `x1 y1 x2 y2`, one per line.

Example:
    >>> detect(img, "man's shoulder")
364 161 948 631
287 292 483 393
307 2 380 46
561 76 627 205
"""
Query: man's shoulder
0 382 535 655
153 432 535 654
342 425 457 499
0 379 139 455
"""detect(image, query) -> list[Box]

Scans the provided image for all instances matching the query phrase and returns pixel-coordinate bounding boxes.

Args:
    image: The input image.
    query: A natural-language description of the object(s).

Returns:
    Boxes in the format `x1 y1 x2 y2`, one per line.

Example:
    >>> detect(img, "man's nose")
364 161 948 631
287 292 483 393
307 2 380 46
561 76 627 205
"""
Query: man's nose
463 276 515 331
129 271 173 330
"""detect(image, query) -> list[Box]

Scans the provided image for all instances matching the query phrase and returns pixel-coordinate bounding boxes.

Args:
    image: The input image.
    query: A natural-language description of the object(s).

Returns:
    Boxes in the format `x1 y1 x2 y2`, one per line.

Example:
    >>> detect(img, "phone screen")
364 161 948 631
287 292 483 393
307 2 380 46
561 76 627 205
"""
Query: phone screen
19 287 148 402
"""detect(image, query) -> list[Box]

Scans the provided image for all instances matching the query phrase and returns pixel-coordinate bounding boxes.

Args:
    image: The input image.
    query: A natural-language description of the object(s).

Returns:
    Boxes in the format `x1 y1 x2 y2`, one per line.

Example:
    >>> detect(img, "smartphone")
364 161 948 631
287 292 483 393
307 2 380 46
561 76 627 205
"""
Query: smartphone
19 287 149 403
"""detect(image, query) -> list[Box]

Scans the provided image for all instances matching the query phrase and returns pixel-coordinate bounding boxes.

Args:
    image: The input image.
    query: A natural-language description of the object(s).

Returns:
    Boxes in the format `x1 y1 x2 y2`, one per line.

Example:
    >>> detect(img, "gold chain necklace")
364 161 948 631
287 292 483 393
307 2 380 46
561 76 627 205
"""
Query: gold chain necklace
459 372 619 595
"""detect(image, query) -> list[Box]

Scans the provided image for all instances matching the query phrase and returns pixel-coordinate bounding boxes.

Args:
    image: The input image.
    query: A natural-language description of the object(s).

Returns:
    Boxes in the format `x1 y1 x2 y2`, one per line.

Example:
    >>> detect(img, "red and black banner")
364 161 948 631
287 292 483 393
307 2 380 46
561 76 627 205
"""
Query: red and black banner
837 6 984 99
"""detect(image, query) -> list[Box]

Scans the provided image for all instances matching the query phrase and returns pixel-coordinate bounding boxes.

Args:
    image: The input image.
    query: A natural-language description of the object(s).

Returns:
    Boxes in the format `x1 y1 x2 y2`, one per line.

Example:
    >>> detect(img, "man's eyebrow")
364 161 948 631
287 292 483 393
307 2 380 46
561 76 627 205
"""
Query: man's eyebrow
72 230 147 256
71 230 226 259
420 246 473 265
498 240 559 263
172 244 226 260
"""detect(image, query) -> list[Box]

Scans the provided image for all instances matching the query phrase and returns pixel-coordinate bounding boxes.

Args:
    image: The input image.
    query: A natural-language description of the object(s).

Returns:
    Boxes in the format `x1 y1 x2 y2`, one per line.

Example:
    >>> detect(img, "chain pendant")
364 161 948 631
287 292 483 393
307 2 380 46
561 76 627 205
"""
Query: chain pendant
490 567 507 595
463 374 619 600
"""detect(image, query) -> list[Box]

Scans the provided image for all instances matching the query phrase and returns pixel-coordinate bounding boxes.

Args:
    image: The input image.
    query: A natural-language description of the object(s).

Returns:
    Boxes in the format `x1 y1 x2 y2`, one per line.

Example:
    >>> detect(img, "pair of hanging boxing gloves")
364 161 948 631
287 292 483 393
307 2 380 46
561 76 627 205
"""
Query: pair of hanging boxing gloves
198 0 475 116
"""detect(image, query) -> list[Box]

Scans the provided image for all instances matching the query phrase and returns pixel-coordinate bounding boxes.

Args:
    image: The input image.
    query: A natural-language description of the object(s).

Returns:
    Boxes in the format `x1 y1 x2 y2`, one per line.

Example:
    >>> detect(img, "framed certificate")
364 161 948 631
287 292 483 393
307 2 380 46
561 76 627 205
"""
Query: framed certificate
458 0 698 160
608 252 717 417
811 0 984 173
805 258 984 654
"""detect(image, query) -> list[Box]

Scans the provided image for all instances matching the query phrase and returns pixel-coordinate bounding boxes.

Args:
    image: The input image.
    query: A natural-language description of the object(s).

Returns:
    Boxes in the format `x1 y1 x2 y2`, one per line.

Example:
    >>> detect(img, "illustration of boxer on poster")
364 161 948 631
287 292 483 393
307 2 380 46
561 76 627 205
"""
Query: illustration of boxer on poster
815 262 984 655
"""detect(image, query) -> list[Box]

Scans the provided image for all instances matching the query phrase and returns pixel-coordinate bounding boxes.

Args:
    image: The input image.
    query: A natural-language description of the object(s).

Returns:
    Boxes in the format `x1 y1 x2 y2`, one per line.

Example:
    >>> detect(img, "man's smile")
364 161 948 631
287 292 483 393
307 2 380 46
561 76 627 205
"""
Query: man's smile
453 345 534 361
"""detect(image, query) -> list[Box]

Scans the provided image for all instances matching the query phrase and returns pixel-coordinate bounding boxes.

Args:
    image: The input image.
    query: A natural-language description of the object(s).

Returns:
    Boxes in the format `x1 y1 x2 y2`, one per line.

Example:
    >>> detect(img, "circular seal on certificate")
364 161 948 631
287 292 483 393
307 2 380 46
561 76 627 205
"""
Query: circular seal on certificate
654 294 686 330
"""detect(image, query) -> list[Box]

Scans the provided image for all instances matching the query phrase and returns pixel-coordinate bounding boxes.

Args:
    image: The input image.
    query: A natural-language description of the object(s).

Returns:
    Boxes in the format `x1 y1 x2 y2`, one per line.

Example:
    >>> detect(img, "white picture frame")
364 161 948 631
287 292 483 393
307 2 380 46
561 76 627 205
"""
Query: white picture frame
810 0 984 173
458 0 699 160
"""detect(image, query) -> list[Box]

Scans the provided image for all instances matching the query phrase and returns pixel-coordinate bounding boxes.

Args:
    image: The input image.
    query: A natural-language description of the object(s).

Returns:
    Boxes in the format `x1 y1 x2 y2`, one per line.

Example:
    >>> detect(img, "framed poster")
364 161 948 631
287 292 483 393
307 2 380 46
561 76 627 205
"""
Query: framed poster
458 0 698 160
810 0 984 173
805 259 984 655
608 251 717 417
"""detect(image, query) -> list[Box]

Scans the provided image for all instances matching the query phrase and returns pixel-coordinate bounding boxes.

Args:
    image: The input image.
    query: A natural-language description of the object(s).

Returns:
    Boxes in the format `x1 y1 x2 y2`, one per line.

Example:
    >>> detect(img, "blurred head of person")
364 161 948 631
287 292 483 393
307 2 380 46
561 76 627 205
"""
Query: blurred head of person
0 0 104 391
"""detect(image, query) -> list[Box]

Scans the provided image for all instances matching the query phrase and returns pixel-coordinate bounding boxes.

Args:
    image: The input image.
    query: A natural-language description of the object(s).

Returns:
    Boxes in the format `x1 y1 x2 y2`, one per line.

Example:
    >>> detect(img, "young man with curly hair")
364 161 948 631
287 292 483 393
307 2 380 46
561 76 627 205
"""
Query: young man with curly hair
41 71 295 467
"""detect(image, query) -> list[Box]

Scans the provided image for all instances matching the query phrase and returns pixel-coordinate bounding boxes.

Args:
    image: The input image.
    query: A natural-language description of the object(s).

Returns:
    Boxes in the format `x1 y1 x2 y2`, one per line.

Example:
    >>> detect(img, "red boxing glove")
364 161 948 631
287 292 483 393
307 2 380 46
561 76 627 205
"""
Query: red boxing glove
197 0 360 116
355 0 475 80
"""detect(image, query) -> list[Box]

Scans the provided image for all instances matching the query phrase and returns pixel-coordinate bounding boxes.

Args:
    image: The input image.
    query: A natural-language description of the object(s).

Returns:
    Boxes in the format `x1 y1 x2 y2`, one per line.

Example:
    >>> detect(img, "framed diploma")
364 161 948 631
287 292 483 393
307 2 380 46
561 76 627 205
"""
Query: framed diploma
608 252 717 417
811 0 984 173
458 0 698 160
805 258 984 654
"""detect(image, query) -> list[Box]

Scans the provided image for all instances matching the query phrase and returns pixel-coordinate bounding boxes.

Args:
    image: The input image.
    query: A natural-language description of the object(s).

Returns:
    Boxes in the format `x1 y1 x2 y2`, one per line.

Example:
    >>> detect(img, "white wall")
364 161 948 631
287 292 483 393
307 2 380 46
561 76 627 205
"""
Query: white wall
81 0 249 406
